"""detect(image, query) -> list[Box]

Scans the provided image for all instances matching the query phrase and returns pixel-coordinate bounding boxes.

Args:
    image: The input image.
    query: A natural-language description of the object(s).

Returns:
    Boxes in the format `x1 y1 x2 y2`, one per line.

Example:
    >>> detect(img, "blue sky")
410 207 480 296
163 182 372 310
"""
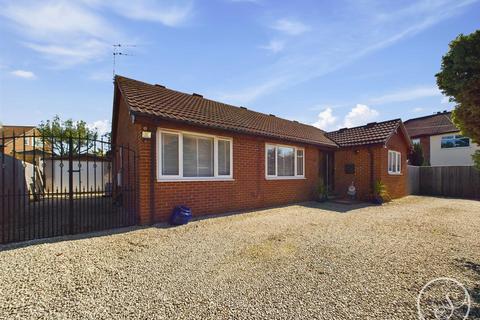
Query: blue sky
0 0 479 134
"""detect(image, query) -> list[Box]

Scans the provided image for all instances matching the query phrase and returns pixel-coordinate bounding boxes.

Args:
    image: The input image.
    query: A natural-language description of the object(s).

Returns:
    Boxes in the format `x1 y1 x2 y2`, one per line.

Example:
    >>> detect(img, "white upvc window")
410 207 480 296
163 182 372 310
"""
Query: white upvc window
265 143 305 179
157 129 233 181
388 150 401 175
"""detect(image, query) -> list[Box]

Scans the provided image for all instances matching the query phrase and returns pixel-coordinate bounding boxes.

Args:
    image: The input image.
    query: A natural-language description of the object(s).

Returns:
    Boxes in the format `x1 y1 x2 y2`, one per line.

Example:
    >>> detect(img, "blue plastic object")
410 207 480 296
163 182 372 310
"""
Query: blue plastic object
170 206 192 225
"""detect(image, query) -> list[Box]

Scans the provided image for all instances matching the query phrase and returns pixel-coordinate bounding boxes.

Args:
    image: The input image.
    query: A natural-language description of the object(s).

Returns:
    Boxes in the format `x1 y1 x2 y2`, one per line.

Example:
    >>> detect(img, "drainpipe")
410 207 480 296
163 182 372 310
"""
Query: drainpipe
367 148 374 193
149 126 156 224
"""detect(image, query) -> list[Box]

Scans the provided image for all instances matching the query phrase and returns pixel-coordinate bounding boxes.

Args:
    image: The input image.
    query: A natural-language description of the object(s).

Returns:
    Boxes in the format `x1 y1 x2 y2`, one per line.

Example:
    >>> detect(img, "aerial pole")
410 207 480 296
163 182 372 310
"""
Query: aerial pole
112 44 136 82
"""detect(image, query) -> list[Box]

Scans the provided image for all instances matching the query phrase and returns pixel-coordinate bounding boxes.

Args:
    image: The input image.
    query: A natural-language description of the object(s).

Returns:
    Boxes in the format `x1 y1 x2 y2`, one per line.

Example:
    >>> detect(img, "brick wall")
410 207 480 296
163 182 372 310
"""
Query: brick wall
380 131 409 199
114 93 326 224
115 90 409 223
3 128 48 164
113 94 149 223
150 121 322 223
333 130 409 200
333 146 377 199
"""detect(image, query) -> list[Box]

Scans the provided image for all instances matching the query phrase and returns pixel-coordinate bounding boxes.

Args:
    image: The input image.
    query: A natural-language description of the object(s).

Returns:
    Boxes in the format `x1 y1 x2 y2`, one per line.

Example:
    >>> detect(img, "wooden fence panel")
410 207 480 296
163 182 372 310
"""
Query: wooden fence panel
413 166 480 199
407 165 419 195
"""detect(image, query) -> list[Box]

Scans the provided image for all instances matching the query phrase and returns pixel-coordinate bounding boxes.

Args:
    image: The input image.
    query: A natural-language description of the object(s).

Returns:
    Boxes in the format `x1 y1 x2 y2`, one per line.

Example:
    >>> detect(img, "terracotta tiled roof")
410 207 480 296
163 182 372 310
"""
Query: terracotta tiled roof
404 111 458 137
326 119 403 147
115 75 337 147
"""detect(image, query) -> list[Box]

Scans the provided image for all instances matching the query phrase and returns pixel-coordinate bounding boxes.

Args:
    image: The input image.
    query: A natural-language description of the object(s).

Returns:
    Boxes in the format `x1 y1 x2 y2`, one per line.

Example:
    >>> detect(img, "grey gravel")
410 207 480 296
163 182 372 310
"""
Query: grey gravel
0 196 479 319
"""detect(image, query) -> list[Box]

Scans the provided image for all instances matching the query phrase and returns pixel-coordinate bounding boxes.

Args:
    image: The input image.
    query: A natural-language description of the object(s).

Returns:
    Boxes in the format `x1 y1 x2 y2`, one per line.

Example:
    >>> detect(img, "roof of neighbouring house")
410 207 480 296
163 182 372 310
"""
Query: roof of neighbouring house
114 75 337 147
404 111 458 137
326 119 411 148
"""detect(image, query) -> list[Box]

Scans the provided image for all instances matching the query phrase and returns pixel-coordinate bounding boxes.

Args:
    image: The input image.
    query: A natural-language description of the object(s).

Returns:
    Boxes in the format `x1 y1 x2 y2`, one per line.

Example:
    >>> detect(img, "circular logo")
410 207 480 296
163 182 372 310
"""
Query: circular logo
417 277 471 320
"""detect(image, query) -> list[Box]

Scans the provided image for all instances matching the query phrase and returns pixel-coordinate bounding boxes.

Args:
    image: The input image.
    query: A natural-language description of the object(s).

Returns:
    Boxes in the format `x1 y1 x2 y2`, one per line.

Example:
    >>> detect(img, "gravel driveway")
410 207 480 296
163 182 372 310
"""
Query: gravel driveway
1 196 479 319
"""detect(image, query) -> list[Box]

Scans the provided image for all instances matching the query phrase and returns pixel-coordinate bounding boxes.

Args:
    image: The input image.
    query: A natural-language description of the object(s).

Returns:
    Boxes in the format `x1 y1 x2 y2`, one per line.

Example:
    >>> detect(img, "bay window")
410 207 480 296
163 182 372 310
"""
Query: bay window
266 144 305 179
158 129 232 180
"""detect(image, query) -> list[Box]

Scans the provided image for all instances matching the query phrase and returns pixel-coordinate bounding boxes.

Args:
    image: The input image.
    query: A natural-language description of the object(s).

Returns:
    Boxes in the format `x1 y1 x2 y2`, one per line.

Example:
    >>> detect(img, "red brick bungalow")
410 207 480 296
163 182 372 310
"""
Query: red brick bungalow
112 76 412 224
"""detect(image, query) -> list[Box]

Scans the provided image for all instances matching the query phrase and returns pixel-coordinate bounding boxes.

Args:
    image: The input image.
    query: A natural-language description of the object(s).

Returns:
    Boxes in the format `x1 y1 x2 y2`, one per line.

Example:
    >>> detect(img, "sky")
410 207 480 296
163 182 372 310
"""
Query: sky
0 0 479 135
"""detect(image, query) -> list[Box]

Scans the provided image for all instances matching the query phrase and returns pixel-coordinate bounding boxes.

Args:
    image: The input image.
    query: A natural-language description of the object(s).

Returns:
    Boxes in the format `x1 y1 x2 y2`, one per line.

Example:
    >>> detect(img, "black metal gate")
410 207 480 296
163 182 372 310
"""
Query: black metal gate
0 132 137 244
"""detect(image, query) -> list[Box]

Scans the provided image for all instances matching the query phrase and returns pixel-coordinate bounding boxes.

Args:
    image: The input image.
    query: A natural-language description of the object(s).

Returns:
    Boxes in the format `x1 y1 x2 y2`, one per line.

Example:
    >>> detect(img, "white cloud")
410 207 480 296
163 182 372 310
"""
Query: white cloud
218 0 476 104
260 39 285 53
271 18 310 36
88 120 111 136
413 107 424 113
369 86 441 105
313 108 337 131
312 104 379 131
10 70 36 79
25 39 110 67
1 1 114 40
0 1 116 67
94 1 193 27
441 96 451 104
342 104 379 128
217 76 288 105
0 0 192 67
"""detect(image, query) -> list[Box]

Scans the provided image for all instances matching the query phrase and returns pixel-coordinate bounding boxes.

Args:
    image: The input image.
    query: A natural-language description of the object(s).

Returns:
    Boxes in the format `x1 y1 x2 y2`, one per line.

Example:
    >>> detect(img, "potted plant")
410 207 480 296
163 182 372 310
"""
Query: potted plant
317 179 328 202
372 180 390 205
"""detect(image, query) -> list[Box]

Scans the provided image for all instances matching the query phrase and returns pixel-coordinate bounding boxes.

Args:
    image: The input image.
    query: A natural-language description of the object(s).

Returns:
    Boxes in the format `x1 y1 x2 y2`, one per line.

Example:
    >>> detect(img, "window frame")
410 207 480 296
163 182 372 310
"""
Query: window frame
265 143 305 180
157 128 233 181
387 150 402 175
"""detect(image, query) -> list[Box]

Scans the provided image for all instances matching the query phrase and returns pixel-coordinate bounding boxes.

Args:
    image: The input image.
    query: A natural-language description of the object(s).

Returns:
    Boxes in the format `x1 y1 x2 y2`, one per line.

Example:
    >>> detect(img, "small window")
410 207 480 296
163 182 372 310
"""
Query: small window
24 137 30 146
161 133 179 175
441 135 470 148
267 145 276 176
388 150 401 175
412 138 420 145
266 144 304 179
218 139 231 176
296 149 304 176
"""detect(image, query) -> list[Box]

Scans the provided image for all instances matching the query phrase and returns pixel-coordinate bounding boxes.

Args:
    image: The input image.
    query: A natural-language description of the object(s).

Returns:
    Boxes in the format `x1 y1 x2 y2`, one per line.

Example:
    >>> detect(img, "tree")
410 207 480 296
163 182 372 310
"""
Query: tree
436 30 480 169
38 115 100 156
409 143 425 166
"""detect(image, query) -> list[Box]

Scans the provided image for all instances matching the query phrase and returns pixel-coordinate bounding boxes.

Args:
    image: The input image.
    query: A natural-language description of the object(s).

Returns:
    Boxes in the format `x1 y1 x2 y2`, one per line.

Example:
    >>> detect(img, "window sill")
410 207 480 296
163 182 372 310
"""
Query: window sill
157 178 235 182
440 146 471 149
387 172 402 176
265 176 306 180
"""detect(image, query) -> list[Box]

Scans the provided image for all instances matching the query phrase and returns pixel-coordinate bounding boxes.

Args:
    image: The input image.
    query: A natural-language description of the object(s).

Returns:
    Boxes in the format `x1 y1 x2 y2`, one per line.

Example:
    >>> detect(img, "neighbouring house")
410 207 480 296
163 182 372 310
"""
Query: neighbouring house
326 120 412 200
0 125 49 164
112 76 412 224
404 111 480 166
